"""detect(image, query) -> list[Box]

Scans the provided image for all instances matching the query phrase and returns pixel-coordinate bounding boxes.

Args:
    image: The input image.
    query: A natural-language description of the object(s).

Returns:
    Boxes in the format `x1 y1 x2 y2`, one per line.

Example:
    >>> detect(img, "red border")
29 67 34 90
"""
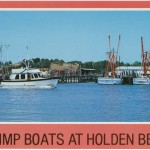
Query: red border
0 1 150 8
0 124 150 149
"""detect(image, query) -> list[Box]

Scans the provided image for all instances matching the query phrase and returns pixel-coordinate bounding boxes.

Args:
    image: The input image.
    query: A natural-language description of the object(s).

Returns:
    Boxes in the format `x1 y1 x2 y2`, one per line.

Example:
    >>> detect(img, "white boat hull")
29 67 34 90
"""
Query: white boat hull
0 78 58 88
133 78 150 85
98 77 122 85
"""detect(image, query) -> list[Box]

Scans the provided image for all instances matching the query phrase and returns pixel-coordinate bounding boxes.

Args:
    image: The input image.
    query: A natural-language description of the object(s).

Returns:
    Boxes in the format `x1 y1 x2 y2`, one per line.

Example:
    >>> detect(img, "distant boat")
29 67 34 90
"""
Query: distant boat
133 77 150 85
98 77 122 85
0 68 59 88
98 35 122 85
133 37 150 85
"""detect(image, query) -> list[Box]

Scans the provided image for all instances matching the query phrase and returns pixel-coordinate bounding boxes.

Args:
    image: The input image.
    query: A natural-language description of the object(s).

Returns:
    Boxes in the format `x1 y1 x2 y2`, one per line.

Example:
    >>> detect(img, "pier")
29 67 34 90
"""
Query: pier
0 69 2 81
120 70 136 85
58 75 135 85
59 75 98 83
122 77 133 85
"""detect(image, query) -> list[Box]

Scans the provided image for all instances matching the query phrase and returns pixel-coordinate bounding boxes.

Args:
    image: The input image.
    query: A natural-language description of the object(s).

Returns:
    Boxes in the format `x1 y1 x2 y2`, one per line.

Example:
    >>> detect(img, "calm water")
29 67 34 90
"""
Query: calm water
0 83 150 122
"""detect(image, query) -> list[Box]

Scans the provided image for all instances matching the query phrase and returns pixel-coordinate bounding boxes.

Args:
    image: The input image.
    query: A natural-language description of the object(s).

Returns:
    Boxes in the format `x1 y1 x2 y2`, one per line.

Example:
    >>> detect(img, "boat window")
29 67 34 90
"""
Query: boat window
31 75 34 78
21 74 25 79
15 74 19 79
34 74 38 78
27 74 30 79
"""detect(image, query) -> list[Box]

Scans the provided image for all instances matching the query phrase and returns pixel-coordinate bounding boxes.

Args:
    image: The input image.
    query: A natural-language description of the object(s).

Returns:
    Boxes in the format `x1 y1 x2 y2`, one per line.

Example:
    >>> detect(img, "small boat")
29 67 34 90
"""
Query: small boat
98 77 122 85
133 77 150 85
0 68 59 88
0 46 59 88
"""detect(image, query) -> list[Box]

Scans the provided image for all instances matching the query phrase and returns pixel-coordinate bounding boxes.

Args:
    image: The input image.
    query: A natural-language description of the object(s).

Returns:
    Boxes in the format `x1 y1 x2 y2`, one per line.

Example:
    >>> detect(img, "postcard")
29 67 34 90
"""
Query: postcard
0 0 150 149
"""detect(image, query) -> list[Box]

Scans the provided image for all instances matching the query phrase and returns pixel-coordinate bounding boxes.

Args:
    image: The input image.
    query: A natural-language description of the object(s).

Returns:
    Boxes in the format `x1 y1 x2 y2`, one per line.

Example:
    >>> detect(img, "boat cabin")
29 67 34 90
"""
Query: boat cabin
9 73 42 81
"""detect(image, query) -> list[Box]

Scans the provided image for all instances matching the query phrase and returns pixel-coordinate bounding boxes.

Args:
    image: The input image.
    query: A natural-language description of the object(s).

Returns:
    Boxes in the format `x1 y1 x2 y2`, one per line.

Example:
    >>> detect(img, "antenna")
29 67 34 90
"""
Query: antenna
18 56 28 68
108 35 111 51
4 44 10 66
0 44 10 68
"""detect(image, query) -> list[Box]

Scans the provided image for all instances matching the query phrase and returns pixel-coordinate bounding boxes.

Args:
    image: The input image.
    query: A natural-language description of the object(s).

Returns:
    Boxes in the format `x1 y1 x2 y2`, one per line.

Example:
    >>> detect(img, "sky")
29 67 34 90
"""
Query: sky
0 11 150 64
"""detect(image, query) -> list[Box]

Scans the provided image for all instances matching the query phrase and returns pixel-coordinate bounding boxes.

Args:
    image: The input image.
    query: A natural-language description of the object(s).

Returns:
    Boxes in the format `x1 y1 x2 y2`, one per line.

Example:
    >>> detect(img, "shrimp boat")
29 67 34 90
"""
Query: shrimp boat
133 37 150 85
0 67 59 88
98 35 122 85
133 77 150 85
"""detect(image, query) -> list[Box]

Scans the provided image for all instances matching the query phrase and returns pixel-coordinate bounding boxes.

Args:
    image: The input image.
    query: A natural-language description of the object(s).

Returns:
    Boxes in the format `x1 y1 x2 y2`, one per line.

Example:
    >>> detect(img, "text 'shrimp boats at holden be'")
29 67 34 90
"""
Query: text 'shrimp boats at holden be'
0 47 59 88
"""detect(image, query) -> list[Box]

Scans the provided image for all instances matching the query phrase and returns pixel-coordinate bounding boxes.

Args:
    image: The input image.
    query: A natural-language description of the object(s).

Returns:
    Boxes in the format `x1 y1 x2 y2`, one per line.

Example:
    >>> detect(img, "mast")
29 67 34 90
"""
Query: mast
104 35 111 77
105 35 120 78
0 44 10 67
115 35 121 68
141 37 149 76
26 46 29 69
141 37 145 75
105 51 110 77
111 49 115 77
0 44 2 69
0 44 10 79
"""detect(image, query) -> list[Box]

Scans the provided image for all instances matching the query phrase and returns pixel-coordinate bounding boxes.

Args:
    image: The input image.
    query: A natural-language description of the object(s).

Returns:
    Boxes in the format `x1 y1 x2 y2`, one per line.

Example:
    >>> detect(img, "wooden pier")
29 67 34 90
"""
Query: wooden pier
59 75 98 83
58 72 136 84
0 69 2 81
122 77 133 85
120 70 136 85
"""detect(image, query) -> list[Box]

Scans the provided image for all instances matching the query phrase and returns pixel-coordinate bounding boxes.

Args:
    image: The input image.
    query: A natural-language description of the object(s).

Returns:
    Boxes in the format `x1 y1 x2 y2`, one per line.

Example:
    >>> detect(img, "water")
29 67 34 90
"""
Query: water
0 83 150 122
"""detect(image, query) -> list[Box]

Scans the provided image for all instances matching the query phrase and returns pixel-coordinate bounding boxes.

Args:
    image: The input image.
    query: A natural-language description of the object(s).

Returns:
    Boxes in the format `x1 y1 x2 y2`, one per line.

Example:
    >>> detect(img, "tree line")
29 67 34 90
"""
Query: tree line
1 58 141 74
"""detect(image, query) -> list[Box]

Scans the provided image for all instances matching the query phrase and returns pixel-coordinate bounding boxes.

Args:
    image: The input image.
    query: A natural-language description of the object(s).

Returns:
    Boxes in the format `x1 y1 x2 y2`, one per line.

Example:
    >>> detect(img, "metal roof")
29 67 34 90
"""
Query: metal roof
116 66 143 70
81 68 96 71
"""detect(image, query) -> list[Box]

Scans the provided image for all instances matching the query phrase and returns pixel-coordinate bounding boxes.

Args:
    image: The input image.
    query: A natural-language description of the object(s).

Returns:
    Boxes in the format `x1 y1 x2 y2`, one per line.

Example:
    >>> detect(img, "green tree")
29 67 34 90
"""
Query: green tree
133 61 141 66
33 58 40 64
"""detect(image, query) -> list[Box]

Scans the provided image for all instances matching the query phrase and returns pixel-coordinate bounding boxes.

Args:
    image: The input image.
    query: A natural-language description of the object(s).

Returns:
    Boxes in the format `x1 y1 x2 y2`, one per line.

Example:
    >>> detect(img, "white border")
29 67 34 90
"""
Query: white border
0 7 150 124
0 0 150 1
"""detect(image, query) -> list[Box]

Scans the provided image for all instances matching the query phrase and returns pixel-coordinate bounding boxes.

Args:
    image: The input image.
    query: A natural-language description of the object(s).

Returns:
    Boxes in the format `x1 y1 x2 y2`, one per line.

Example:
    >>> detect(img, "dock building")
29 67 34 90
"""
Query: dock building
116 66 150 77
